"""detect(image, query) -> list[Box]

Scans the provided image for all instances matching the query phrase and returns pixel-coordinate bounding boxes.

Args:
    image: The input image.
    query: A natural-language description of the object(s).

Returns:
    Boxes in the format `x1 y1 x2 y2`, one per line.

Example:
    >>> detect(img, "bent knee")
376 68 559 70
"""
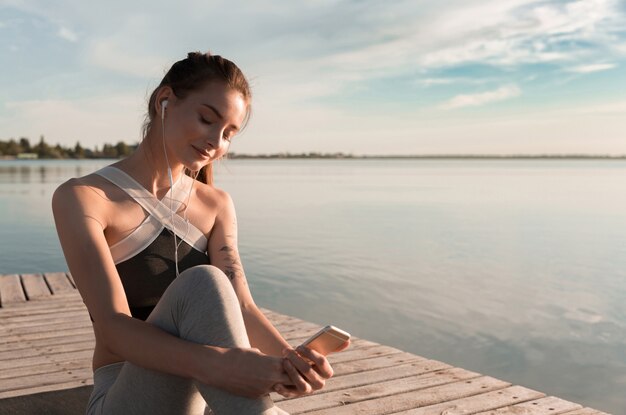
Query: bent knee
177 265 232 292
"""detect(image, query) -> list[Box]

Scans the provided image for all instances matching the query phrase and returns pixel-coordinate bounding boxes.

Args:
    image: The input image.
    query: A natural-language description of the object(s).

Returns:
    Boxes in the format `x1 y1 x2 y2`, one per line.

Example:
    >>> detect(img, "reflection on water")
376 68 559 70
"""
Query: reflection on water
0 160 108 184
1 158 625 413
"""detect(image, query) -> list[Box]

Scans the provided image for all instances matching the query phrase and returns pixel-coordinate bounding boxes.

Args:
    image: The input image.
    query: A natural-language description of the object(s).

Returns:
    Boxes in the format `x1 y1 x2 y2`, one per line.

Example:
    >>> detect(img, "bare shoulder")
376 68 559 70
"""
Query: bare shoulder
194 181 235 213
52 173 117 223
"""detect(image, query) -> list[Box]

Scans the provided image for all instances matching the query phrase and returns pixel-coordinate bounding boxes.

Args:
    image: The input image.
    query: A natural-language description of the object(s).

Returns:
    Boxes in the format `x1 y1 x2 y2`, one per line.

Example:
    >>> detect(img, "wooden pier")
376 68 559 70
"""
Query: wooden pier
0 272 611 414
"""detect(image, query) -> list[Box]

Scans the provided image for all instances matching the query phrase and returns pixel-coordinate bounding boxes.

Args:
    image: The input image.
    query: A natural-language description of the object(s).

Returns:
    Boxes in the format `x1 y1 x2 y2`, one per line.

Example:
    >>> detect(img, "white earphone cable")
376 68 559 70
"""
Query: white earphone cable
161 103 195 278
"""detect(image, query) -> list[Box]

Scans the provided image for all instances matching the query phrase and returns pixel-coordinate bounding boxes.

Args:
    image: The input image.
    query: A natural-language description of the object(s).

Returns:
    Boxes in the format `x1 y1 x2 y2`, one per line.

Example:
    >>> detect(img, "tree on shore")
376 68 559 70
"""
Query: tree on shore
0 136 138 159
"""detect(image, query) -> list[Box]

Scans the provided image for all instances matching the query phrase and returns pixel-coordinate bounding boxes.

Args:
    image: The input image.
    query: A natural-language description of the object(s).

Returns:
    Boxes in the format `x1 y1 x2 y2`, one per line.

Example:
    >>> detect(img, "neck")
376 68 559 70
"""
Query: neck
119 131 184 197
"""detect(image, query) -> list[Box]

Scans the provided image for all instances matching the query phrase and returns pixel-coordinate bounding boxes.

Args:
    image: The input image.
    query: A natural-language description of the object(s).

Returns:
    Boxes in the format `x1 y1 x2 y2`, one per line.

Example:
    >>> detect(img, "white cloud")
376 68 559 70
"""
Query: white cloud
419 78 457 87
57 26 78 42
440 85 522 110
568 63 617 73
616 43 626 54
87 38 166 78
417 77 492 87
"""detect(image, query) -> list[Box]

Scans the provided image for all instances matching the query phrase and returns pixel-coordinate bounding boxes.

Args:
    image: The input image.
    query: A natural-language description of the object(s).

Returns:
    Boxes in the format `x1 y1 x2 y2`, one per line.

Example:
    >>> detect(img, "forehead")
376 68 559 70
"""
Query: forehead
185 82 247 118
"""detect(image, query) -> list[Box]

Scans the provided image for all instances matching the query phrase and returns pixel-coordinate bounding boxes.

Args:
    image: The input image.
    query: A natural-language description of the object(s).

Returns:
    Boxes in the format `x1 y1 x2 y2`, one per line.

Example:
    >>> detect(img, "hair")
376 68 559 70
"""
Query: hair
143 51 251 185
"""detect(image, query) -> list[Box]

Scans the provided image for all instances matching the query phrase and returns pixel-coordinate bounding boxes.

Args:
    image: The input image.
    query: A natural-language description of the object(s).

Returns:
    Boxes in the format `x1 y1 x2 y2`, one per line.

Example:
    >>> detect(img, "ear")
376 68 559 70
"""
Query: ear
155 86 175 118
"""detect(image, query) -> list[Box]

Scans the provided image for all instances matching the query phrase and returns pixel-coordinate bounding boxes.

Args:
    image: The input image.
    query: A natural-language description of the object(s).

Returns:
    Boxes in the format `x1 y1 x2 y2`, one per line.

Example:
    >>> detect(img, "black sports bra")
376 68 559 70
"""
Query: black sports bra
90 166 210 322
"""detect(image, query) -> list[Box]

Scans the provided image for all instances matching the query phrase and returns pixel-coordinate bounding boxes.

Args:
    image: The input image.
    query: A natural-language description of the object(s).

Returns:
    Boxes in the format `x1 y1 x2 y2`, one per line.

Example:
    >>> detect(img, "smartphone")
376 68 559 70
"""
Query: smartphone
300 325 351 356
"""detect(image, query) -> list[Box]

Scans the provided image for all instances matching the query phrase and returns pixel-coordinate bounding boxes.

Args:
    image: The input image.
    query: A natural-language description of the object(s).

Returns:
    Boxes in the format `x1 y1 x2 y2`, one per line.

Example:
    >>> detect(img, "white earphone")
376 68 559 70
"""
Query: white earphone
161 99 168 120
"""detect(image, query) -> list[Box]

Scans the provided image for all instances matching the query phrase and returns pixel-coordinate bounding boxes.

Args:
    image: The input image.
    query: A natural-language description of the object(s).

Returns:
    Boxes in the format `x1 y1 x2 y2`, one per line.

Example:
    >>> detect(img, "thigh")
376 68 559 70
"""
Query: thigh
101 361 206 415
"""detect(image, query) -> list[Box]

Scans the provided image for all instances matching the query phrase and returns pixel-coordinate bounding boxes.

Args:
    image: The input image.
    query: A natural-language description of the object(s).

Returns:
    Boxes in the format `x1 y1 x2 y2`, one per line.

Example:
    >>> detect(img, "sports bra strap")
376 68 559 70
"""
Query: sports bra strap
95 166 207 252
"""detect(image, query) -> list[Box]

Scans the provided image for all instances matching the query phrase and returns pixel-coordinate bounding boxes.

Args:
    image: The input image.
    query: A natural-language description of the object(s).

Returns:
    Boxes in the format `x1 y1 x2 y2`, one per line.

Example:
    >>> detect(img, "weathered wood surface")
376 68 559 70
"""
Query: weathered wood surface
0 273 613 414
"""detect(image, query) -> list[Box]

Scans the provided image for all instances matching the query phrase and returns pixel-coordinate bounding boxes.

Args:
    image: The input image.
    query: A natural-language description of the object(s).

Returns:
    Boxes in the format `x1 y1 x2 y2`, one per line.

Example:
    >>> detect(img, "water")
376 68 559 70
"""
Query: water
1 158 624 413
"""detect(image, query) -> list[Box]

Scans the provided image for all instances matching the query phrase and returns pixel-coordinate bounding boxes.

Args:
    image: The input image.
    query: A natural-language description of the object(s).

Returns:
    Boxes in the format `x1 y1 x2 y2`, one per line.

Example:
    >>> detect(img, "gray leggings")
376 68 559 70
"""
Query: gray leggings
86 265 287 415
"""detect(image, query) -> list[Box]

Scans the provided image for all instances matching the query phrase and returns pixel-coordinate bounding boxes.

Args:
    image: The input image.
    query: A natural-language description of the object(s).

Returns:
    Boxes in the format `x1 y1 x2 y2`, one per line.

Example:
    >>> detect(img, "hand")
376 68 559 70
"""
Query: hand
217 347 290 398
273 345 335 398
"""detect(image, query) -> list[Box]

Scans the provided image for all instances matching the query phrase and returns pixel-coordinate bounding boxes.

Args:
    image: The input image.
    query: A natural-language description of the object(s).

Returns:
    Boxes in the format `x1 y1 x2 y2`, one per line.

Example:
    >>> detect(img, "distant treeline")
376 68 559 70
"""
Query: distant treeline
0 136 137 159
1 137 625 160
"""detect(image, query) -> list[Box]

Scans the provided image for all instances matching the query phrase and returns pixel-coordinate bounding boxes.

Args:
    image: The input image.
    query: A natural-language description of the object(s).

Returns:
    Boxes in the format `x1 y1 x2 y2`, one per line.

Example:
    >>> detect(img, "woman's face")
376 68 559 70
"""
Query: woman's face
163 81 247 172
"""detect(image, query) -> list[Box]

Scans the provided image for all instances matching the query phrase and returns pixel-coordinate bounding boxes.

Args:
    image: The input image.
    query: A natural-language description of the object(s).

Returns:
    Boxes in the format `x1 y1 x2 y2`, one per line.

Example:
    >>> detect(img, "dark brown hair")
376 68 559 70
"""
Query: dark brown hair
143 51 251 185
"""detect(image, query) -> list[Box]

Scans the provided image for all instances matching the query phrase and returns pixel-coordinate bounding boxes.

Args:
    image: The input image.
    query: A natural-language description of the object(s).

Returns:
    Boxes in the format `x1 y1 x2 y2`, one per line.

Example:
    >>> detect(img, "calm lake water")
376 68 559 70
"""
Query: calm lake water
1 158 625 413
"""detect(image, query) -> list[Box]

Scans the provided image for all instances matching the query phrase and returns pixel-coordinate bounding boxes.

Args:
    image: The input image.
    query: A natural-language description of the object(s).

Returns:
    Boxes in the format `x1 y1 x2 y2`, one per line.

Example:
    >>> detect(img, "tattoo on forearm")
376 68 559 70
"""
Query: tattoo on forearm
220 245 244 281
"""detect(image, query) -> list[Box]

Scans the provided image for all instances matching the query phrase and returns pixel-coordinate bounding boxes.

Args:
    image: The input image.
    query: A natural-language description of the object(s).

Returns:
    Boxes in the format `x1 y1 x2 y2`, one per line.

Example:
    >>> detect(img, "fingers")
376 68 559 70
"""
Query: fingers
273 382 300 399
295 345 334 379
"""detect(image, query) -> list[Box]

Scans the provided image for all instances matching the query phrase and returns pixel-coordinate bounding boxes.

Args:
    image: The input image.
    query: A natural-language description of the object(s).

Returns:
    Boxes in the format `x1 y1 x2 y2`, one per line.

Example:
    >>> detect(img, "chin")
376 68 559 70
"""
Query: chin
191 163 208 173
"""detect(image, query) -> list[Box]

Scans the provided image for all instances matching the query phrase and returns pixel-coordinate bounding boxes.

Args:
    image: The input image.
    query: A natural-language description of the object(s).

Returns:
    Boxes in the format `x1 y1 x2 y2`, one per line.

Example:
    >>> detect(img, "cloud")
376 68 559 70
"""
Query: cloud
57 26 78 42
419 78 456 86
417 77 493 87
440 85 522 110
418 0 622 68
87 37 166 78
568 63 617 73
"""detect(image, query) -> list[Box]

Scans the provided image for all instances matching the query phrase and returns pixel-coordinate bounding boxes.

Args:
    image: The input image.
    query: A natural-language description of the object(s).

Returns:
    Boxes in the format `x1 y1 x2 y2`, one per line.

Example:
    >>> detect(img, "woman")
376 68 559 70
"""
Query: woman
52 52 346 415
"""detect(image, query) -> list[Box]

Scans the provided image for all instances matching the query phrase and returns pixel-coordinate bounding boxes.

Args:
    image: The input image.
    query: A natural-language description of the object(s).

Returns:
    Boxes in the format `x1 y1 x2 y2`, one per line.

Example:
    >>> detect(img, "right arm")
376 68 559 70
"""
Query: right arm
51 179 288 397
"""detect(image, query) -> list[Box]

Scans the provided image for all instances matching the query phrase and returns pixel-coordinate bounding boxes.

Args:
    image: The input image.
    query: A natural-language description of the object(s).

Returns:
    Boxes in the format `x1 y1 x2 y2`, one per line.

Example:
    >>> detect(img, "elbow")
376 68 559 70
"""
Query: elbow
93 312 134 355
239 299 260 319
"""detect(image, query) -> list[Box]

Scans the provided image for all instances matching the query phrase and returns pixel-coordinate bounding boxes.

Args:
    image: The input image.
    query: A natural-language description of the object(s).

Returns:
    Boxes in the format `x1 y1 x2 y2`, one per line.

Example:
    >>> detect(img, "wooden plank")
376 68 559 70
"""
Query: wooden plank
273 359 451 403
0 312 91 332
562 409 607 415
0 319 92 339
0 367 93 393
0 327 94 345
474 396 583 414
0 307 90 324
299 376 510 415
0 358 92 380
397 385 545 414
279 367 482 414
332 352 425 376
325 344 403 364
0 299 84 315
322 359 450 392
0 332 95 354
0 274 26 305
0 340 95 362
0 379 93 399
0 348 93 370
43 272 75 295
20 273 52 300
275 320 320 332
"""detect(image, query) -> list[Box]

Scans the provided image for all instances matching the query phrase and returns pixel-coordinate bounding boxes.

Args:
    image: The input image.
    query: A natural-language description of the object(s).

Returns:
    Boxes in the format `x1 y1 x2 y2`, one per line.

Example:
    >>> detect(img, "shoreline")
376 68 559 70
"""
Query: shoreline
2 154 626 161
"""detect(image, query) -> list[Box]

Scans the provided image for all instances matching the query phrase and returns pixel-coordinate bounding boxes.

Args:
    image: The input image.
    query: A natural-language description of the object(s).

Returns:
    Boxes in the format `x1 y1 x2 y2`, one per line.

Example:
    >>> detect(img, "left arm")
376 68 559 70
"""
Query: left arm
209 189 337 397
208 190 290 356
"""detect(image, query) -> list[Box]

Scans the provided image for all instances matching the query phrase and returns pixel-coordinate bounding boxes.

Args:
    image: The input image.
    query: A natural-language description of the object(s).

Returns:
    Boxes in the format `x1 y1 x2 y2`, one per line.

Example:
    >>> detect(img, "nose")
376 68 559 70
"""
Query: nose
206 128 223 149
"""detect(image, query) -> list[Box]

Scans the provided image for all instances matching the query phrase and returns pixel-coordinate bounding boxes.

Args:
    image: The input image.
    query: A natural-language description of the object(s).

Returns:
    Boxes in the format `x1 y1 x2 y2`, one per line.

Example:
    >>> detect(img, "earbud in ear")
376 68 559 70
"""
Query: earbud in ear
161 100 169 120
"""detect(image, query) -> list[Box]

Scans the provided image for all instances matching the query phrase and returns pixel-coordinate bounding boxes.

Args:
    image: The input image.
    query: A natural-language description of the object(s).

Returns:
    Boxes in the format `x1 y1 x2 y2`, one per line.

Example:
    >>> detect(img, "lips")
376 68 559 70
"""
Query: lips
192 145 211 159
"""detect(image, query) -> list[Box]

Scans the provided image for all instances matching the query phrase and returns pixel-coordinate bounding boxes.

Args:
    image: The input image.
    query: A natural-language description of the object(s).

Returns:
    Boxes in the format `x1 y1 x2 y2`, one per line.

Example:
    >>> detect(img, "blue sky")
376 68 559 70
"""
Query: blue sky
1 0 625 155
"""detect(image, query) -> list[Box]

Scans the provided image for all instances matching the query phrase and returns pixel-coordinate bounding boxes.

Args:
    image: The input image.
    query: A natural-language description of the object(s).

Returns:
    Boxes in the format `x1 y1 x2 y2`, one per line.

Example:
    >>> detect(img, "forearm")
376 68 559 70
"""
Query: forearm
100 313 225 385
241 305 291 356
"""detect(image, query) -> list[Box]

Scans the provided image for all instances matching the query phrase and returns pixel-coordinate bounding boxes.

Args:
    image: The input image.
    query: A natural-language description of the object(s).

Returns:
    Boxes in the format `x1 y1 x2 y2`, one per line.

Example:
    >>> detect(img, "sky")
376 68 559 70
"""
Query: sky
1 0 625 155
